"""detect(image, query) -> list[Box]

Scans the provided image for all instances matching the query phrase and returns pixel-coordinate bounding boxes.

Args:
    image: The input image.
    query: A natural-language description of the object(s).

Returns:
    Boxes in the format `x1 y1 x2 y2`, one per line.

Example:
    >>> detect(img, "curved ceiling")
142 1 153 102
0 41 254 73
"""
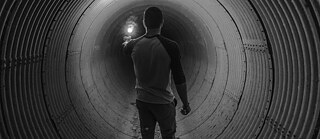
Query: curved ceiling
0 0 319 139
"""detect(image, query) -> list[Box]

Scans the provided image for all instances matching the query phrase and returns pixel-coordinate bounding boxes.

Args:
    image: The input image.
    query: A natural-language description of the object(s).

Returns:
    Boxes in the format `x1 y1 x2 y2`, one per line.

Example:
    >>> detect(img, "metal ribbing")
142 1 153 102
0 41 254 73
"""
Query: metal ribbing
251 0 320 138
0 0 63 138
43 0 96 138
1 0 319 138
216 0 272 138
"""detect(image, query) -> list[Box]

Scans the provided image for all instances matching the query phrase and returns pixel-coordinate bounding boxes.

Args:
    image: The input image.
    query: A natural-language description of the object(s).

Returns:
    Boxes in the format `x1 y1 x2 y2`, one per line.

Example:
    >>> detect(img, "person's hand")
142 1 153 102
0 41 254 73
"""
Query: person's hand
173 98 177 107
180 104 191 115
122 36 131 46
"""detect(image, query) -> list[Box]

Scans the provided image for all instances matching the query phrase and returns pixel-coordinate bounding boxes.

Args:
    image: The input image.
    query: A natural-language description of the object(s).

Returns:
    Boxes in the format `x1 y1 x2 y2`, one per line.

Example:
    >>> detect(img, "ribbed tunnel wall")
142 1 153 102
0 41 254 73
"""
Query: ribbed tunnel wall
0 0 319 139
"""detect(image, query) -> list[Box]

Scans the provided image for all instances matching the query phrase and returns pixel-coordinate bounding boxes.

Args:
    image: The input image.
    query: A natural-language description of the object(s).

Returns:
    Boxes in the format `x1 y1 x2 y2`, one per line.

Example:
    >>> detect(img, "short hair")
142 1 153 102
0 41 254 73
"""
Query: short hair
143 7 163 29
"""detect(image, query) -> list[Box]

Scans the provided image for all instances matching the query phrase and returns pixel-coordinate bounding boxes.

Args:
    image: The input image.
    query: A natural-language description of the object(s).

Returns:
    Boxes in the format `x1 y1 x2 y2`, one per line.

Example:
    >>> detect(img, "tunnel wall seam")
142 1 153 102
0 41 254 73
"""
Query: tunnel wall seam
214 0 248 138
40 1 69 139
215 0 273 138
43 0 98 138
246 0 276 138
251 0 320 138
306 0 320 138
1 0 66 138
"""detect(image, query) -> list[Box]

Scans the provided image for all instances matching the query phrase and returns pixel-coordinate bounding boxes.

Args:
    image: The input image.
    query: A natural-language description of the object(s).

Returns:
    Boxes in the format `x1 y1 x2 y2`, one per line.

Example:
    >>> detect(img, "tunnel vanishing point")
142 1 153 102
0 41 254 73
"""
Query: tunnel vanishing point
0 0 319 139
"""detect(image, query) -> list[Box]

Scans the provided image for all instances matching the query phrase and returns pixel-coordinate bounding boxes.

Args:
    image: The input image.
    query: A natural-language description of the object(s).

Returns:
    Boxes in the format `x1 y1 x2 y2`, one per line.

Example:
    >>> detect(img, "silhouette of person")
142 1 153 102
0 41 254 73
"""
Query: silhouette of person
123 6 191 139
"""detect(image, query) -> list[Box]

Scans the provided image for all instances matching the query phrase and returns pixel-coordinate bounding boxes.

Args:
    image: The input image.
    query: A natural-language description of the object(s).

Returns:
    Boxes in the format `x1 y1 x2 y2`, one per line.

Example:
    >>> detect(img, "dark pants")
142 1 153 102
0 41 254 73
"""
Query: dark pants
136 100 176 139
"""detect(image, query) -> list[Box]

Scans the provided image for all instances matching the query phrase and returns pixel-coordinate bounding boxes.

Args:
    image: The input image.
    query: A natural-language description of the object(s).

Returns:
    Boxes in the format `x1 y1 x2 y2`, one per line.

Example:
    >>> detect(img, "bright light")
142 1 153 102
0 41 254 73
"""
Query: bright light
127 25 134 33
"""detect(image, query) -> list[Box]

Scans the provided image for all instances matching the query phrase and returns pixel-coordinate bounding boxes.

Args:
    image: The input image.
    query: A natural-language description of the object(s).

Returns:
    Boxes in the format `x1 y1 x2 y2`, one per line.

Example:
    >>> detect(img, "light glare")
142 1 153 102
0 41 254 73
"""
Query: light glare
127 25 134 33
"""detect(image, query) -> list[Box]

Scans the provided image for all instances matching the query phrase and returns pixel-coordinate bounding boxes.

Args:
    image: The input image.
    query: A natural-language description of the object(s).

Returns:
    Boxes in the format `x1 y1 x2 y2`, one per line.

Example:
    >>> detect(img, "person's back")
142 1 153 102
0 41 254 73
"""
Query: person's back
123 7 191 139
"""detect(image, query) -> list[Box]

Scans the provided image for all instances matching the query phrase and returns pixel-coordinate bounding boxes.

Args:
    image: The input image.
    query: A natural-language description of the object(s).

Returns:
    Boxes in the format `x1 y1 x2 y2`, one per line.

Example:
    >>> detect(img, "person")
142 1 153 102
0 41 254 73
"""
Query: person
122 6 191 139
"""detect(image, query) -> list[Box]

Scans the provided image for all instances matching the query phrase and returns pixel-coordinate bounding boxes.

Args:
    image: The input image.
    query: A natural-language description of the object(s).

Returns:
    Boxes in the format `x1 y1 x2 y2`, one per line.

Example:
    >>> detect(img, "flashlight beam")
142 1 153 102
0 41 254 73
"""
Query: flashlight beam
127 24 134 34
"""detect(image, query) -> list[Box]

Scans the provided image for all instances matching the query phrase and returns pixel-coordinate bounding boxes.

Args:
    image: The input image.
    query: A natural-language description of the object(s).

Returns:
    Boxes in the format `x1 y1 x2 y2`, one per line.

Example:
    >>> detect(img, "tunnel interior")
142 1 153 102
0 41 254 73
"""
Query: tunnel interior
93 3 213 110
1 0 319 139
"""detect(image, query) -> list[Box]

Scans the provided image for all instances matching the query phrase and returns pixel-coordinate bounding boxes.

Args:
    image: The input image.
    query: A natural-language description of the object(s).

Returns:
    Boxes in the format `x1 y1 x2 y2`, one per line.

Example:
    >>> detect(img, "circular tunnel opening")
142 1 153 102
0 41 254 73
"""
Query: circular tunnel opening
2 0 320 138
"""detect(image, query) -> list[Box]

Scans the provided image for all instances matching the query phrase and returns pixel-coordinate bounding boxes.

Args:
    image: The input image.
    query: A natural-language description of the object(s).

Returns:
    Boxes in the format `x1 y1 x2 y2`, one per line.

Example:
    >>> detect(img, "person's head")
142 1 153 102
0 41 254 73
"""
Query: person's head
143 7 164 30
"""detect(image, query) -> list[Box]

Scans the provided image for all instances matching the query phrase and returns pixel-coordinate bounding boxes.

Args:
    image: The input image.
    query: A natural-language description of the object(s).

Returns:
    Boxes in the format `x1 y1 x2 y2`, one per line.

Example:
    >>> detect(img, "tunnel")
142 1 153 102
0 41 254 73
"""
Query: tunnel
0 0 319 139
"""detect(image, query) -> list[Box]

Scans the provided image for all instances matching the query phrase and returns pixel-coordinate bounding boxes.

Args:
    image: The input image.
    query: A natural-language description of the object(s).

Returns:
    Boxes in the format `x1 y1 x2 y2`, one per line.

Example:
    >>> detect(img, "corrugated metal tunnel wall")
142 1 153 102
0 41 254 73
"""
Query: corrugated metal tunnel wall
0 0 319 139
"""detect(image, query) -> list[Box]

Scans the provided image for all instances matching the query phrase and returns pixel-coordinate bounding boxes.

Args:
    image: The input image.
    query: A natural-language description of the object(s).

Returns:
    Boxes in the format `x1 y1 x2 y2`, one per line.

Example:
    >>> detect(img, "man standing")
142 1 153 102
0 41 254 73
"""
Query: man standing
123 7 191 139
